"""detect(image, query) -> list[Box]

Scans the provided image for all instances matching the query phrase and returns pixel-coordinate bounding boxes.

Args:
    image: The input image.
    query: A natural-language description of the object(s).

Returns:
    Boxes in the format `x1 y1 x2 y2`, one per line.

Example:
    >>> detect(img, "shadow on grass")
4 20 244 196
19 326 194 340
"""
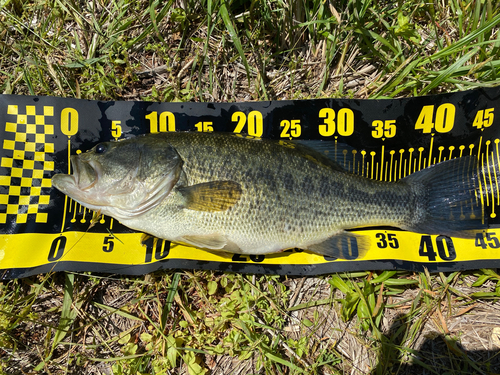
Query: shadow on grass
373 314 500 375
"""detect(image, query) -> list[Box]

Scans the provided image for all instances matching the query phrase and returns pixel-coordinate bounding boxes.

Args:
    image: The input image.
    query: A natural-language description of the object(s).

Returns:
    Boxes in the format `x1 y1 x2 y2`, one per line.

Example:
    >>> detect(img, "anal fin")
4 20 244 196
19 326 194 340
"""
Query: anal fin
307 231 369 260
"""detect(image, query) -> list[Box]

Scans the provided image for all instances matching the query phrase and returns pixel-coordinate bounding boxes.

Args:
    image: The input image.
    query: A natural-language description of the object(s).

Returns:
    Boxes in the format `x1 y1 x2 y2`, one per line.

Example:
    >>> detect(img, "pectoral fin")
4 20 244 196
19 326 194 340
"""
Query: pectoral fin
307 231 369 260
179 234 228 249
178 181 242 212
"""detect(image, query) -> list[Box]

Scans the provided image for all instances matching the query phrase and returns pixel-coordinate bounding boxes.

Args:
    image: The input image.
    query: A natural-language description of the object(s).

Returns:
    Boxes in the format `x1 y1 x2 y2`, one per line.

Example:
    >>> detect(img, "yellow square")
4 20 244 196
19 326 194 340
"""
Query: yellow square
0 176 11 186
1 158 13 168
36 212 48 223
5 122 17 132
32 170 44 179
11 168 23 178
9 186 20 195
45 143 54 153
0 195 8 204
0 213 6 224
35 115 45 125
44 161 54 171
19 196 30 205
25 143 36 152
27 204 38 213
15 133 27 142
16 214 27 224
21 178 32 187
45 125 54 135
26 124 36 133
31 187 41 195
6 205 18 214
41 179 51 188
13 150 25 160
7 105 18 115
3 140 15 150
23 160 34 169
35 134 45 143
39 195 50 205
44 106 53 116
26 106 36 116
34 152 45 161
17 115 27 124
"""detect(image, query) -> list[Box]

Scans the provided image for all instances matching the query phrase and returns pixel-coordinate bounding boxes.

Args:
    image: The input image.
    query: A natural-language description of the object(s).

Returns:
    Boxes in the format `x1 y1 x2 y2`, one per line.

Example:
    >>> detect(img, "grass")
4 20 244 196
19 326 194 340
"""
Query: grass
1 0 500 373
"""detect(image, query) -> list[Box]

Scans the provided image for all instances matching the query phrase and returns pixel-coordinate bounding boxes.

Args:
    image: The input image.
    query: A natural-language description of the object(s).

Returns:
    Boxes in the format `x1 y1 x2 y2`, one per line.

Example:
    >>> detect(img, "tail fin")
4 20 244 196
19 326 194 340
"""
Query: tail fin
399 154 496 237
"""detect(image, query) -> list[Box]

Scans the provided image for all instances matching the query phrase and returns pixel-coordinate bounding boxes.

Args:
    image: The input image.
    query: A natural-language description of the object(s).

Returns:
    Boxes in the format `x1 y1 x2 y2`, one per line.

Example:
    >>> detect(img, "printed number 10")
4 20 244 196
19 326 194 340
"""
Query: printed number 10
146 111 176 133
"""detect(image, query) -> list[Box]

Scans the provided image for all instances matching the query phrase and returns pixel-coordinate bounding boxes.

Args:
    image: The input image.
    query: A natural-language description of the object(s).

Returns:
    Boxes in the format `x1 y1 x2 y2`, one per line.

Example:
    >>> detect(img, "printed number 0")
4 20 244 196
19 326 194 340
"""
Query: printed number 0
48 236 67 261
60 108 79 136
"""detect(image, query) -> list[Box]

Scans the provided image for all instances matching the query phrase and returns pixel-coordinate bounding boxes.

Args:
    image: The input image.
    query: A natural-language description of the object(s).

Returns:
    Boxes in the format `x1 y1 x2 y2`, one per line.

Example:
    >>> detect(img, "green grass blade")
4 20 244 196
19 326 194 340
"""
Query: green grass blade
52 273 78 350
419 47 480 95
219 0 251 81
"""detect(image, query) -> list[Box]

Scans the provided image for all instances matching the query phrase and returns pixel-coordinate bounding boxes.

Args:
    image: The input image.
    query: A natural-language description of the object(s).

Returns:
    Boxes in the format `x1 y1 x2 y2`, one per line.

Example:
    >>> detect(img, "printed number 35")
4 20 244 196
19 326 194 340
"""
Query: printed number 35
376 233 399 249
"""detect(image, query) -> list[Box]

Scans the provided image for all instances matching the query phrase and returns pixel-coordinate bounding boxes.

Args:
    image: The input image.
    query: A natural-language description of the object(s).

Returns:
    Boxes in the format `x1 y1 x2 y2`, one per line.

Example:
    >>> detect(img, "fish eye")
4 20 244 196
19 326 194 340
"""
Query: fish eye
95 143 107 154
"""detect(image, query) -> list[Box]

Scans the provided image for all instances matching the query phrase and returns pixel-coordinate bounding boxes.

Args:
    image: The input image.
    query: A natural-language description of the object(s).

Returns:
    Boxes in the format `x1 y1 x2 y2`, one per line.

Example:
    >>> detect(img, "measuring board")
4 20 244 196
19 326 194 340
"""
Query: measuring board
0 87 499 279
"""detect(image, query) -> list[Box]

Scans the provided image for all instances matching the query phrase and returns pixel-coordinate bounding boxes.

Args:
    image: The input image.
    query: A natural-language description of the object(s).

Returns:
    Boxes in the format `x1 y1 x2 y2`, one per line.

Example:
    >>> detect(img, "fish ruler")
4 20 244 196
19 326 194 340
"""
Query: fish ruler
0 87 499 279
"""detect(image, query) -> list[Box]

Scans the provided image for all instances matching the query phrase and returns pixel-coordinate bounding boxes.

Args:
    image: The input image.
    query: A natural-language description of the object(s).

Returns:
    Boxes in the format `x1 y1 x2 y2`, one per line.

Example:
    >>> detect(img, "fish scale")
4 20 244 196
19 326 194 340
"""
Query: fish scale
143 133 412 251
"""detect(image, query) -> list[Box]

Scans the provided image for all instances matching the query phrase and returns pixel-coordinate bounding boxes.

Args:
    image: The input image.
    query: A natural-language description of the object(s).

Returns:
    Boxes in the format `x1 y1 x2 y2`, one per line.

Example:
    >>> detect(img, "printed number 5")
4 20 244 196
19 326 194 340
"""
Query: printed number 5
103 236 114 252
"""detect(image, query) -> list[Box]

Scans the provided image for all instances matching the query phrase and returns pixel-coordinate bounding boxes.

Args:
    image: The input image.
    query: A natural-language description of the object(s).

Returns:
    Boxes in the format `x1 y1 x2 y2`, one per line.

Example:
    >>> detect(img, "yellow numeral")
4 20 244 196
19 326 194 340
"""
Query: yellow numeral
473 108 495 129
60 107 79 136
111 120 122 138
415 104 455 133
194 121 214 132
232 111 263 137
146 111 176 133
371 119 396 139
318 108 354 137
280 119 301 138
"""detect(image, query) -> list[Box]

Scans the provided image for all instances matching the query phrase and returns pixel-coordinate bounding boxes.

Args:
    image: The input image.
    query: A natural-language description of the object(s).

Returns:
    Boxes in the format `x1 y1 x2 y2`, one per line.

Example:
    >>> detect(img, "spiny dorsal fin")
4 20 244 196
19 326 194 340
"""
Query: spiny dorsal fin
178 181 242 212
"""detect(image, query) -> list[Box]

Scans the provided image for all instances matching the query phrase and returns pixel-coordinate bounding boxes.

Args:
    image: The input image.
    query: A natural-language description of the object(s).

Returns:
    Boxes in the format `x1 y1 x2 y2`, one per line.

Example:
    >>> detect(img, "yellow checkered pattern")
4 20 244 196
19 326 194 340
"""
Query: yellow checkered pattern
0 105 54 224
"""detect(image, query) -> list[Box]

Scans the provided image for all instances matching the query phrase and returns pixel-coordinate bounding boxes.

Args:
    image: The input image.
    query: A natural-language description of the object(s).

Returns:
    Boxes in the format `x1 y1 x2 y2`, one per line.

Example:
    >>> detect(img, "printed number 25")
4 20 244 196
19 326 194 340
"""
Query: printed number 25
376 233 399 249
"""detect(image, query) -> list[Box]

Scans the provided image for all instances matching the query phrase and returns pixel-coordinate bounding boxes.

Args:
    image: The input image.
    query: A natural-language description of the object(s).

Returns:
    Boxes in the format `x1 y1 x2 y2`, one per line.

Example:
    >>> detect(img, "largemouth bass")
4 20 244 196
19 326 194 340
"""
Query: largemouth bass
52 132 488 258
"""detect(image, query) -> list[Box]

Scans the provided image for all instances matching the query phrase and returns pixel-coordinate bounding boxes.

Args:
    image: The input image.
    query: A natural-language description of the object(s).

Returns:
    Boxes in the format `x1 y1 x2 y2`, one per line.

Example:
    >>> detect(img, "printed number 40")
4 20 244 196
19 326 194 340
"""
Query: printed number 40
419 235 456 261
415 104 455 133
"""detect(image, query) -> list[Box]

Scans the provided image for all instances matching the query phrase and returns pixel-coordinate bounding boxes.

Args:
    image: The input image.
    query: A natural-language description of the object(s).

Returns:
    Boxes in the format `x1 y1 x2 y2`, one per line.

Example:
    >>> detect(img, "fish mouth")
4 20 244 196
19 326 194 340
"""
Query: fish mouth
70 155 101 191
52 156 101 194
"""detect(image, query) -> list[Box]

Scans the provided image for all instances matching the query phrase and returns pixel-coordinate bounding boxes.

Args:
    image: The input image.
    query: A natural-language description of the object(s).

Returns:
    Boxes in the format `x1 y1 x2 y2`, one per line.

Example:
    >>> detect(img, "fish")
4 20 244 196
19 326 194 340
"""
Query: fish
51 131 489 259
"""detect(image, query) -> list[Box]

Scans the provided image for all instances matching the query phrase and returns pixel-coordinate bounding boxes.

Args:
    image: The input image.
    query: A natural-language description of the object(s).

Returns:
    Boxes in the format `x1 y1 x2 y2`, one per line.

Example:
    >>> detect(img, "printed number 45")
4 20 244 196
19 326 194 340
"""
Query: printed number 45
475 232 500 249
473 108 494 130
